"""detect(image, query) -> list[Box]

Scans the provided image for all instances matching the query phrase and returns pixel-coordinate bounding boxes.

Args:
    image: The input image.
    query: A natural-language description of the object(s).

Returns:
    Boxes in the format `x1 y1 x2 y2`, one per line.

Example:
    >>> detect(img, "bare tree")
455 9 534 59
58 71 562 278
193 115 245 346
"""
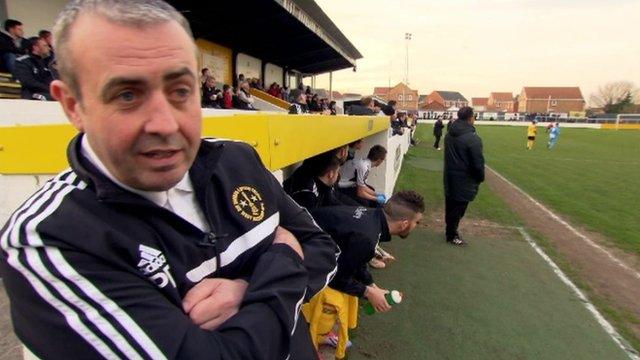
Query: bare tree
589 81 636 109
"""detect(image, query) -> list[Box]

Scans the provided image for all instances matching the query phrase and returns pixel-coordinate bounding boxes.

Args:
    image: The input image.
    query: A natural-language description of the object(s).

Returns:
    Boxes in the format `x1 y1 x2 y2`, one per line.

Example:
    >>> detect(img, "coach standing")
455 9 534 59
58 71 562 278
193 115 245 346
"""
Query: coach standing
443 106 485 246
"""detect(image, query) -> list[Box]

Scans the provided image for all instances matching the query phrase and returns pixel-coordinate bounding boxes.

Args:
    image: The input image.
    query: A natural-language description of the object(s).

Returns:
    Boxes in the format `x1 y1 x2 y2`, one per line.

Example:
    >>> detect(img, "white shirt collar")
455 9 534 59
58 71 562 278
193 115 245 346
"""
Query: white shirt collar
80 135 194 207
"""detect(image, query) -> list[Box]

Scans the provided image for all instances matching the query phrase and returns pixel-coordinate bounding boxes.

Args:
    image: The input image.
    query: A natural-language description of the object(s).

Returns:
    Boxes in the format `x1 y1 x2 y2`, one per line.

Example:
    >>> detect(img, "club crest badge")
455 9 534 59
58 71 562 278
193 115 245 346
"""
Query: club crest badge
232 186 265 221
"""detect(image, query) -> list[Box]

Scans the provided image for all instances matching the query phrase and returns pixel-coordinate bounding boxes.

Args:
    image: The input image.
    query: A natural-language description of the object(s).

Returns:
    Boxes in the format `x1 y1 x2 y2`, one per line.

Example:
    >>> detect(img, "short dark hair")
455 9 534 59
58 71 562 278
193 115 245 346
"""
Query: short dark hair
302 150 342 177
25 36 42 54
201 68 209 75
457 106 474 121
361 96 373 107
222 84 230 91
4 19 22 32
383 190 425 221
39 30 52 38
388 100 397 106
367 145 387 162
348 139 363 148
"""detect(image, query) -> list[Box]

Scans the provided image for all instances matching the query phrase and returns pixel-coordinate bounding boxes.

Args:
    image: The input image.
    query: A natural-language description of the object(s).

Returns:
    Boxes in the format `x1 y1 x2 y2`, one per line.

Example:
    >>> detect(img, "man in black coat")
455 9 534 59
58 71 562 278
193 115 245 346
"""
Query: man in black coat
443 106 485 245
13 36 54 100
0 19 26 73
433 118 444 150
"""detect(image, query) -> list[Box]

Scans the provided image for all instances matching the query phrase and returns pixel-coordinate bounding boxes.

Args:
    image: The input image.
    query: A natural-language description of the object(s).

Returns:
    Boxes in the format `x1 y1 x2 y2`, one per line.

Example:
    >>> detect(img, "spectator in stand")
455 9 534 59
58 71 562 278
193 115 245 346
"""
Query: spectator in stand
234 73 245 88
267 82 279 97
391 112 406 136
200 68 211 86
281 85 289 101
381 100 397 117
433 117 444 150
347 96 375 115
201 76 222 108
221 84 233 109
237 81 256 110
38 30 55 66
305 85 312 96
338 144 387 207
329 100 337 115
14 36 53 100
0 19 26 73
308 94 322 113
289 90 309 114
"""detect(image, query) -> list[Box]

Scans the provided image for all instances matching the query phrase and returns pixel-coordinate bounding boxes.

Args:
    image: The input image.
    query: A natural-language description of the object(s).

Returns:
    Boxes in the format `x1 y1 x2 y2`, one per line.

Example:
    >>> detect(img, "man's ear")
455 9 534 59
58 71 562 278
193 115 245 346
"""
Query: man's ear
51 79 84 132
399 219 409 232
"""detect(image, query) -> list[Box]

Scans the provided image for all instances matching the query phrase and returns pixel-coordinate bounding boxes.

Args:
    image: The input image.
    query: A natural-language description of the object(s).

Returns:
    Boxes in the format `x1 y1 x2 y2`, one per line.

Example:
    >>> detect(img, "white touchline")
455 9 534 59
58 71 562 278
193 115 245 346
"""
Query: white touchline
515 226 639 360
487 166 640 281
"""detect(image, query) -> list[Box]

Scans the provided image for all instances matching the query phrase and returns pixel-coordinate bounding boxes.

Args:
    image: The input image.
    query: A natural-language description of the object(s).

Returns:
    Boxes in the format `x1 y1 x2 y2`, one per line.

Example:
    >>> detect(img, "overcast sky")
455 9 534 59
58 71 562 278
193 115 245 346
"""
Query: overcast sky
313 0 640 103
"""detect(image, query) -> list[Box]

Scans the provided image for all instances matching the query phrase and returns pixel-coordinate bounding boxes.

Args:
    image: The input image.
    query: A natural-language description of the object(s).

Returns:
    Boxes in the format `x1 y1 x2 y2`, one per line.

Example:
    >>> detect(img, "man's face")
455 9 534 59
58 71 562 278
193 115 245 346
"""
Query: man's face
34 39 50 57
10 24 24 38
398 212 423 239
206 77 215 87
373 156 385 167
52 15 201 191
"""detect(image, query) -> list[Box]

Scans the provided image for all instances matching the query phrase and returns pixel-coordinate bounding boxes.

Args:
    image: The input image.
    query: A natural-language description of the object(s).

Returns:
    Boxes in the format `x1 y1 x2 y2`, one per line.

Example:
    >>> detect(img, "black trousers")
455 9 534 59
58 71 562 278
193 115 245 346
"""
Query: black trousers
445 197 469 241
433 134 442 148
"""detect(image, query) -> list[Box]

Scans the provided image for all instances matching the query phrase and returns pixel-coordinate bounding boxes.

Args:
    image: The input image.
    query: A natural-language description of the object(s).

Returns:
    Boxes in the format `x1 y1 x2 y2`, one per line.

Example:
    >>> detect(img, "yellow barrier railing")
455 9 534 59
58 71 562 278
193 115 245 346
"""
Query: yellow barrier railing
249 88 291 110
0 113 389 174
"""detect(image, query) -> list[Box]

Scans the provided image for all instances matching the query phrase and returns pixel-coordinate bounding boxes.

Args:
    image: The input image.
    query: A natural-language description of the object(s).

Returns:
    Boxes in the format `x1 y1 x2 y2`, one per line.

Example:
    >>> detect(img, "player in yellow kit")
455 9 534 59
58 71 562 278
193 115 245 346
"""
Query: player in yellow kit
526 120 538 149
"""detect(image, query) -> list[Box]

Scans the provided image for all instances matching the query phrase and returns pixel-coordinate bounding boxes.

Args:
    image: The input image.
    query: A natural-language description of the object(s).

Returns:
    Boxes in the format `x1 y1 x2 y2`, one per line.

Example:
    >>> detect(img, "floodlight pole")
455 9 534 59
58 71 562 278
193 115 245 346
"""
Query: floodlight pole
404 32 412 111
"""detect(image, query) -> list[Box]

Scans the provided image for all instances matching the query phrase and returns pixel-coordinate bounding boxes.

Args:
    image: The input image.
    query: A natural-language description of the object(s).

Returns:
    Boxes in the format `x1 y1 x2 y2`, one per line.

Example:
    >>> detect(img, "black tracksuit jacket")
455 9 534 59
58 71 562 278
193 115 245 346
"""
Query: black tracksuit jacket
0 134 338 359
309 206 391 297
443 120 485 202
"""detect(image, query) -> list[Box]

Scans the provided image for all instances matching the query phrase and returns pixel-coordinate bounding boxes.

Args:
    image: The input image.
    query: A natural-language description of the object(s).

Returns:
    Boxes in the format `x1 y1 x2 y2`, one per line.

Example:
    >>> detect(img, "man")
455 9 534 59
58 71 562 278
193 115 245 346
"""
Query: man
13 36 54 100
381 100 397 116
347 96 375 115
237 80 256 110
288 89 309 114
548 122 561 149
200 67 211 86
526 120 537 150
38 30 55 65
0 1 337 359
443 106 485 246
391 112 406 136
433 117 444 150
0 19 25 73
310 191 424 312
338 144 387 207
284 148 359 210
201 75 221 108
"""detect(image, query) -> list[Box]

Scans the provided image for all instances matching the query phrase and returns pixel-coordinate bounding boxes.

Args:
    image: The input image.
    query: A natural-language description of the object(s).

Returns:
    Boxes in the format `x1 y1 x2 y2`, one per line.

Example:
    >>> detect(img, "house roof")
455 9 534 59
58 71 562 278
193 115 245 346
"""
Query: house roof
373 87 390 97
434 91 468 102
472 97 488 106
421 101 446 111
490 92 513 102
522 87 584 100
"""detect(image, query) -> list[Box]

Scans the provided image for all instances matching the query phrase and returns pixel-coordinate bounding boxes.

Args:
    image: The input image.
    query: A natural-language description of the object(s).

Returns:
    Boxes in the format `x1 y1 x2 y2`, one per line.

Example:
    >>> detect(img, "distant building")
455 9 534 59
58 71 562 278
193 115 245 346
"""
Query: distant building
373 82 419 111
426 91 468 109
519 87 585 113
487 92 516 112
472 97 488 112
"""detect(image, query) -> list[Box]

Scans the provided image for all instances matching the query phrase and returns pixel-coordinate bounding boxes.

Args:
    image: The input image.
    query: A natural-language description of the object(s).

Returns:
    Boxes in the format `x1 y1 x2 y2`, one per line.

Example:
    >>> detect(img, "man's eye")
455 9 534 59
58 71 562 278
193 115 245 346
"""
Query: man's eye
118 91 135 102
175 88 190 97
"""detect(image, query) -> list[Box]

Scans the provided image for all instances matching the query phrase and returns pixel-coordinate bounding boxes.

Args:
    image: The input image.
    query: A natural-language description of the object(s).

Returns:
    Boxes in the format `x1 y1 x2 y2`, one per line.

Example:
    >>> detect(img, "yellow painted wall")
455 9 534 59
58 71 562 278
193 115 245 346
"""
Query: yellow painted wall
0 114 389 174
196 39 233 85
601 124 640 130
